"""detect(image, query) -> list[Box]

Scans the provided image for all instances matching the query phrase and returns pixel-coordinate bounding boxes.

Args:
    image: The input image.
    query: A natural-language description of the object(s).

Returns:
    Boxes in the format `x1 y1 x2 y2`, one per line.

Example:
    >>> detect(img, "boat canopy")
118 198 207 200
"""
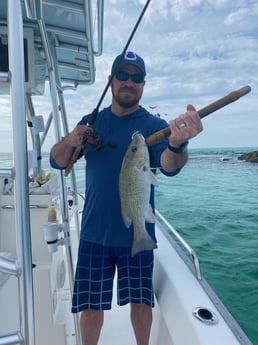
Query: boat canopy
0 0 104 95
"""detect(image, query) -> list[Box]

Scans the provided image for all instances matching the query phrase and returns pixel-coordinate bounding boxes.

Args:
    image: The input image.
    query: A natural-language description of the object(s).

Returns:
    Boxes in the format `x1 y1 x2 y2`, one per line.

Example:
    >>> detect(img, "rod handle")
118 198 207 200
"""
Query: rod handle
64 148 81 176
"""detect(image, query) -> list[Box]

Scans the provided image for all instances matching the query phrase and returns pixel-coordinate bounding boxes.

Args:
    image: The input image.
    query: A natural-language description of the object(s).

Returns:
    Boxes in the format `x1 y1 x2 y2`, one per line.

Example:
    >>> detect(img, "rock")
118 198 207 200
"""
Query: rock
238 151 258 163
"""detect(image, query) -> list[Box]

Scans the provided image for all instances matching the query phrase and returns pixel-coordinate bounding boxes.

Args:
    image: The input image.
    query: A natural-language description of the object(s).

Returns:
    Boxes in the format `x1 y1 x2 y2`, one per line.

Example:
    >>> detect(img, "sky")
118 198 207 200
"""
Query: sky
1 0 258 152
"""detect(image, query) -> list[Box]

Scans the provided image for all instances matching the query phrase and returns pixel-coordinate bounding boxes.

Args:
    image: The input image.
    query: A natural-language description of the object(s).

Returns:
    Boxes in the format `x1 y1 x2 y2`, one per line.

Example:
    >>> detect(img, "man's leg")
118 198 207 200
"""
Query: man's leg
72 242 115 344
131 303 152 345
80 309 104 345
117 248 154 345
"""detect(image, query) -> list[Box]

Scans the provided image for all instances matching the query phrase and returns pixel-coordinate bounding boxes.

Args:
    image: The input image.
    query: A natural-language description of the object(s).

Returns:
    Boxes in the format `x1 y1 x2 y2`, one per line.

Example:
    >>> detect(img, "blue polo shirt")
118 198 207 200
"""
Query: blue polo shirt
50 106 180 247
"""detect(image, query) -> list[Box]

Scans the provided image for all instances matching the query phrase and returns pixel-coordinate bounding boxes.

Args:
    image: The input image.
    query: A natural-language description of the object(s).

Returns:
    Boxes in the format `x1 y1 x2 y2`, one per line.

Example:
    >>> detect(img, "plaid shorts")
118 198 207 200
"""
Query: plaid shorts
71 241 154 312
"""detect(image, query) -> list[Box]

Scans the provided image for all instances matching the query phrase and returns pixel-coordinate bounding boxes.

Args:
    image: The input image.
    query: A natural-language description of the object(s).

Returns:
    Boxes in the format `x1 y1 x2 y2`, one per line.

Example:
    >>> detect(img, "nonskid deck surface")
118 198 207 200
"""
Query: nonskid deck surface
98 303 135 345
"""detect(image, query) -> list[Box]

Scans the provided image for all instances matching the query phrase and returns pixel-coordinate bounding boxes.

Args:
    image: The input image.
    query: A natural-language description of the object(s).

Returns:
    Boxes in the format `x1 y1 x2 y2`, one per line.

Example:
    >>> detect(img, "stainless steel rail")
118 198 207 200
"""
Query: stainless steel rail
49 28 83 345
2 204 49 210
0 72 10 82
155 209 202 281
0 331 24 345
0 254 21 277
0 169 15 179
7 1 35 344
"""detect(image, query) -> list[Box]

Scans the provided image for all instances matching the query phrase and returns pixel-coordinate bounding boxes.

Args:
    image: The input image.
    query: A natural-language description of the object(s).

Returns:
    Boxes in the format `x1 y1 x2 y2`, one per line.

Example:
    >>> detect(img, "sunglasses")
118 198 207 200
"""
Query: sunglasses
115 71 145 84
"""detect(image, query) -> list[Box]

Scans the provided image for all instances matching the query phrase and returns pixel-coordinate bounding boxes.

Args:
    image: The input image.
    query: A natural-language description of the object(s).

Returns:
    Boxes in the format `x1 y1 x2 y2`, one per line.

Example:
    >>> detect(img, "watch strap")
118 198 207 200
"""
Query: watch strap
167 141 188 153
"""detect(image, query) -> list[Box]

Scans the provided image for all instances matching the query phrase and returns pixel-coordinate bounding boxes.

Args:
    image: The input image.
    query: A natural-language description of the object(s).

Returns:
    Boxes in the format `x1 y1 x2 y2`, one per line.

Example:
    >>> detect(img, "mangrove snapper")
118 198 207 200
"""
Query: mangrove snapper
119 132 158 256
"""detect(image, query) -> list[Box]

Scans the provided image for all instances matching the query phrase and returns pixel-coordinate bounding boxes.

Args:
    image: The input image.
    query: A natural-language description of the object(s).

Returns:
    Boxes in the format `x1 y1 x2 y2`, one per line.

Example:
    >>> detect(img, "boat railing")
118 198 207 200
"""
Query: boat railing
4 2 35 343
0 72 9 83
0 169 15 180
155 209 202 281
0 254 23 345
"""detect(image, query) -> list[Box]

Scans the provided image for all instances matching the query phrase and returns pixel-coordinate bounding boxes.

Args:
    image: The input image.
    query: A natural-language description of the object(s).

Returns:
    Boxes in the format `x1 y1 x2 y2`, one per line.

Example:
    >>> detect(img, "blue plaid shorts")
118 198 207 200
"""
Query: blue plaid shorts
71 241 154 312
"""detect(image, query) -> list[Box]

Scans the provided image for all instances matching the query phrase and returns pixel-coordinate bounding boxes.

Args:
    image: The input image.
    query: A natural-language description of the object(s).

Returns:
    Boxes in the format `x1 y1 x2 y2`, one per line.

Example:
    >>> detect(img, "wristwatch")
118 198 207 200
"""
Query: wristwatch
167 141 189 154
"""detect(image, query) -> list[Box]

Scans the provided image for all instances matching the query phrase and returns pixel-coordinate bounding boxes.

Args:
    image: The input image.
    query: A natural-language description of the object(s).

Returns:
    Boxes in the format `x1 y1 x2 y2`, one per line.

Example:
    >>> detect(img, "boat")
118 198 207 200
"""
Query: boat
0 1 253 344
220 157 231 161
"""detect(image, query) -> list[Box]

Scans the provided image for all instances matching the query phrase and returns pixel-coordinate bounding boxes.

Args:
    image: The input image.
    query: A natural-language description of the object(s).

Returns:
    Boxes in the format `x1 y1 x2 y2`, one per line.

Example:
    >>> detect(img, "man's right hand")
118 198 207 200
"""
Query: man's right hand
50 125 92 169
64 125 93 149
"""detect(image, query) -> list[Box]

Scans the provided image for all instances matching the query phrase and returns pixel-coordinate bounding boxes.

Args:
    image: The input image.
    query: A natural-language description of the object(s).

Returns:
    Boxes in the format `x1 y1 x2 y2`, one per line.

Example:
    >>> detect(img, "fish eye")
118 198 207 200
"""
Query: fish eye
131 146 137 153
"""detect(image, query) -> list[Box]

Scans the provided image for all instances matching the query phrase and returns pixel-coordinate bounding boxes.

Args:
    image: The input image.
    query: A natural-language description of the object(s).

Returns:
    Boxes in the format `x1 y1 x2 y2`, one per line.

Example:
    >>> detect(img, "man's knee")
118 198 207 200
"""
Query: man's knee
80 309 104 328
131 303 152 313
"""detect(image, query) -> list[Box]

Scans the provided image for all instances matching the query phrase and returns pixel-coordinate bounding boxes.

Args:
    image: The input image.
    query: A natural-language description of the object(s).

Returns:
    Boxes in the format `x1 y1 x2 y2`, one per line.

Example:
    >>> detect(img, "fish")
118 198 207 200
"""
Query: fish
119 132 158 256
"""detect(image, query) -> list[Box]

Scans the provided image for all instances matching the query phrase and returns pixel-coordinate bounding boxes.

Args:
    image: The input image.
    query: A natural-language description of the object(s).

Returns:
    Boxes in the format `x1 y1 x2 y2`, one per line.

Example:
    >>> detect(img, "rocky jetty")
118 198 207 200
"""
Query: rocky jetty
238 151 258 163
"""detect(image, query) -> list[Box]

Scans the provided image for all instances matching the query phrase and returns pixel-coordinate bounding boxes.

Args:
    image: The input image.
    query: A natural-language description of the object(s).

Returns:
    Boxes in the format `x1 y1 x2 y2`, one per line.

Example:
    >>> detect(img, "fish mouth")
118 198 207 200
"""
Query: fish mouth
132 130 141 140
131 131 146 146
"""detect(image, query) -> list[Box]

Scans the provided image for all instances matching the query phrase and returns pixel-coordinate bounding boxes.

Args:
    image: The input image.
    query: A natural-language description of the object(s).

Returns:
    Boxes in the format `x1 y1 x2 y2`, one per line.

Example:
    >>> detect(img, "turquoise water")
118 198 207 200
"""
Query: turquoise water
1 148 257 343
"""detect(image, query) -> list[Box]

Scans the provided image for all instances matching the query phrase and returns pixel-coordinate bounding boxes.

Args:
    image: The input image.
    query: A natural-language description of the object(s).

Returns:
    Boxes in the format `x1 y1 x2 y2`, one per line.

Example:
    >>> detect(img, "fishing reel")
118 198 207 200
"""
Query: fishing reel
82 130 117 157
82 130 102 157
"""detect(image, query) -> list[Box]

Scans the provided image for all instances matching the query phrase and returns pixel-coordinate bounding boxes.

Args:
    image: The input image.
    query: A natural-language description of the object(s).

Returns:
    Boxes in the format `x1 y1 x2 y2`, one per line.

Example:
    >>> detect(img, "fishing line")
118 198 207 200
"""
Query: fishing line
65 0 152 176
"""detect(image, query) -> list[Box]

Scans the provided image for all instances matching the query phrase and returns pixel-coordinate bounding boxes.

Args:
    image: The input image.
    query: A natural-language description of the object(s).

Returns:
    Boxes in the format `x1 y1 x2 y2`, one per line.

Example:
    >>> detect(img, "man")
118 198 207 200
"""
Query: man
50 51 203 345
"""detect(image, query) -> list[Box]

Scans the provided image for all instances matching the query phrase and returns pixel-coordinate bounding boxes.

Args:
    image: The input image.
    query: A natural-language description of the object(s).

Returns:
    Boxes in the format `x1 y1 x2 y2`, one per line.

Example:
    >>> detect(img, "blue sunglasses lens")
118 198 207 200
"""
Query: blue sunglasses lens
115 71 144 84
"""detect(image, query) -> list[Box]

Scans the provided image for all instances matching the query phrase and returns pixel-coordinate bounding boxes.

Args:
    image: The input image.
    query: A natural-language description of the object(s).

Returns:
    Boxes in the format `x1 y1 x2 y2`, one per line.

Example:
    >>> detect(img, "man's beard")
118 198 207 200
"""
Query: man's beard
112 88 141 109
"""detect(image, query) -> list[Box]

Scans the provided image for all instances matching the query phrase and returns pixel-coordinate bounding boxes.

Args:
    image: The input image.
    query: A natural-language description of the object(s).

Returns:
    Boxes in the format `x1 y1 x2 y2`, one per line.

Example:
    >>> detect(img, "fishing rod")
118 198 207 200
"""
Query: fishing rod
145 85 252 146
65 81 251 175
64 0 152 176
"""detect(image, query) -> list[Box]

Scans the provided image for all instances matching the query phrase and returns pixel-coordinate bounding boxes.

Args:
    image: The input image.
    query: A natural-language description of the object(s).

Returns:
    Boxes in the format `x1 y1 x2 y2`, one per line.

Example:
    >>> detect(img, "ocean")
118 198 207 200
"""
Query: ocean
1 147 257 344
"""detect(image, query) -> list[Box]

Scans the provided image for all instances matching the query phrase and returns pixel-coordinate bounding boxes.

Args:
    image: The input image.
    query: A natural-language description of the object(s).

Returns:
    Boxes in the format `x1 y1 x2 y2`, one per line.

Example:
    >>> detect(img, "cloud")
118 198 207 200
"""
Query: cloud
0 0 257 151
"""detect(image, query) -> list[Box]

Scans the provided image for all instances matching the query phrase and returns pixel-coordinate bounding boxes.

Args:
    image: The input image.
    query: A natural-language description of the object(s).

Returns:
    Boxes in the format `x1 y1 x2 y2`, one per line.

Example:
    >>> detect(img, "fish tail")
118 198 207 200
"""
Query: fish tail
131 233 157 257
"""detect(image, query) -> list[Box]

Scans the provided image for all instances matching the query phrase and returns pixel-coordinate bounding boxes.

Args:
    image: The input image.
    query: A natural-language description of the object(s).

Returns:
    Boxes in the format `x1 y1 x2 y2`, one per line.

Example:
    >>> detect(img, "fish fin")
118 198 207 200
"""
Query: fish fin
149 170 158 186
146 204 155 224
131 231 157 257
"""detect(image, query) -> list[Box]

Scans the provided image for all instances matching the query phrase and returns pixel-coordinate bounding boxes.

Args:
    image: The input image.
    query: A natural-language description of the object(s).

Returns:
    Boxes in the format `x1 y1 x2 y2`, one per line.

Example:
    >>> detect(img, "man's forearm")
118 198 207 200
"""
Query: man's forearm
50 124 91 168
160 147 188 173
50 136 76 169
